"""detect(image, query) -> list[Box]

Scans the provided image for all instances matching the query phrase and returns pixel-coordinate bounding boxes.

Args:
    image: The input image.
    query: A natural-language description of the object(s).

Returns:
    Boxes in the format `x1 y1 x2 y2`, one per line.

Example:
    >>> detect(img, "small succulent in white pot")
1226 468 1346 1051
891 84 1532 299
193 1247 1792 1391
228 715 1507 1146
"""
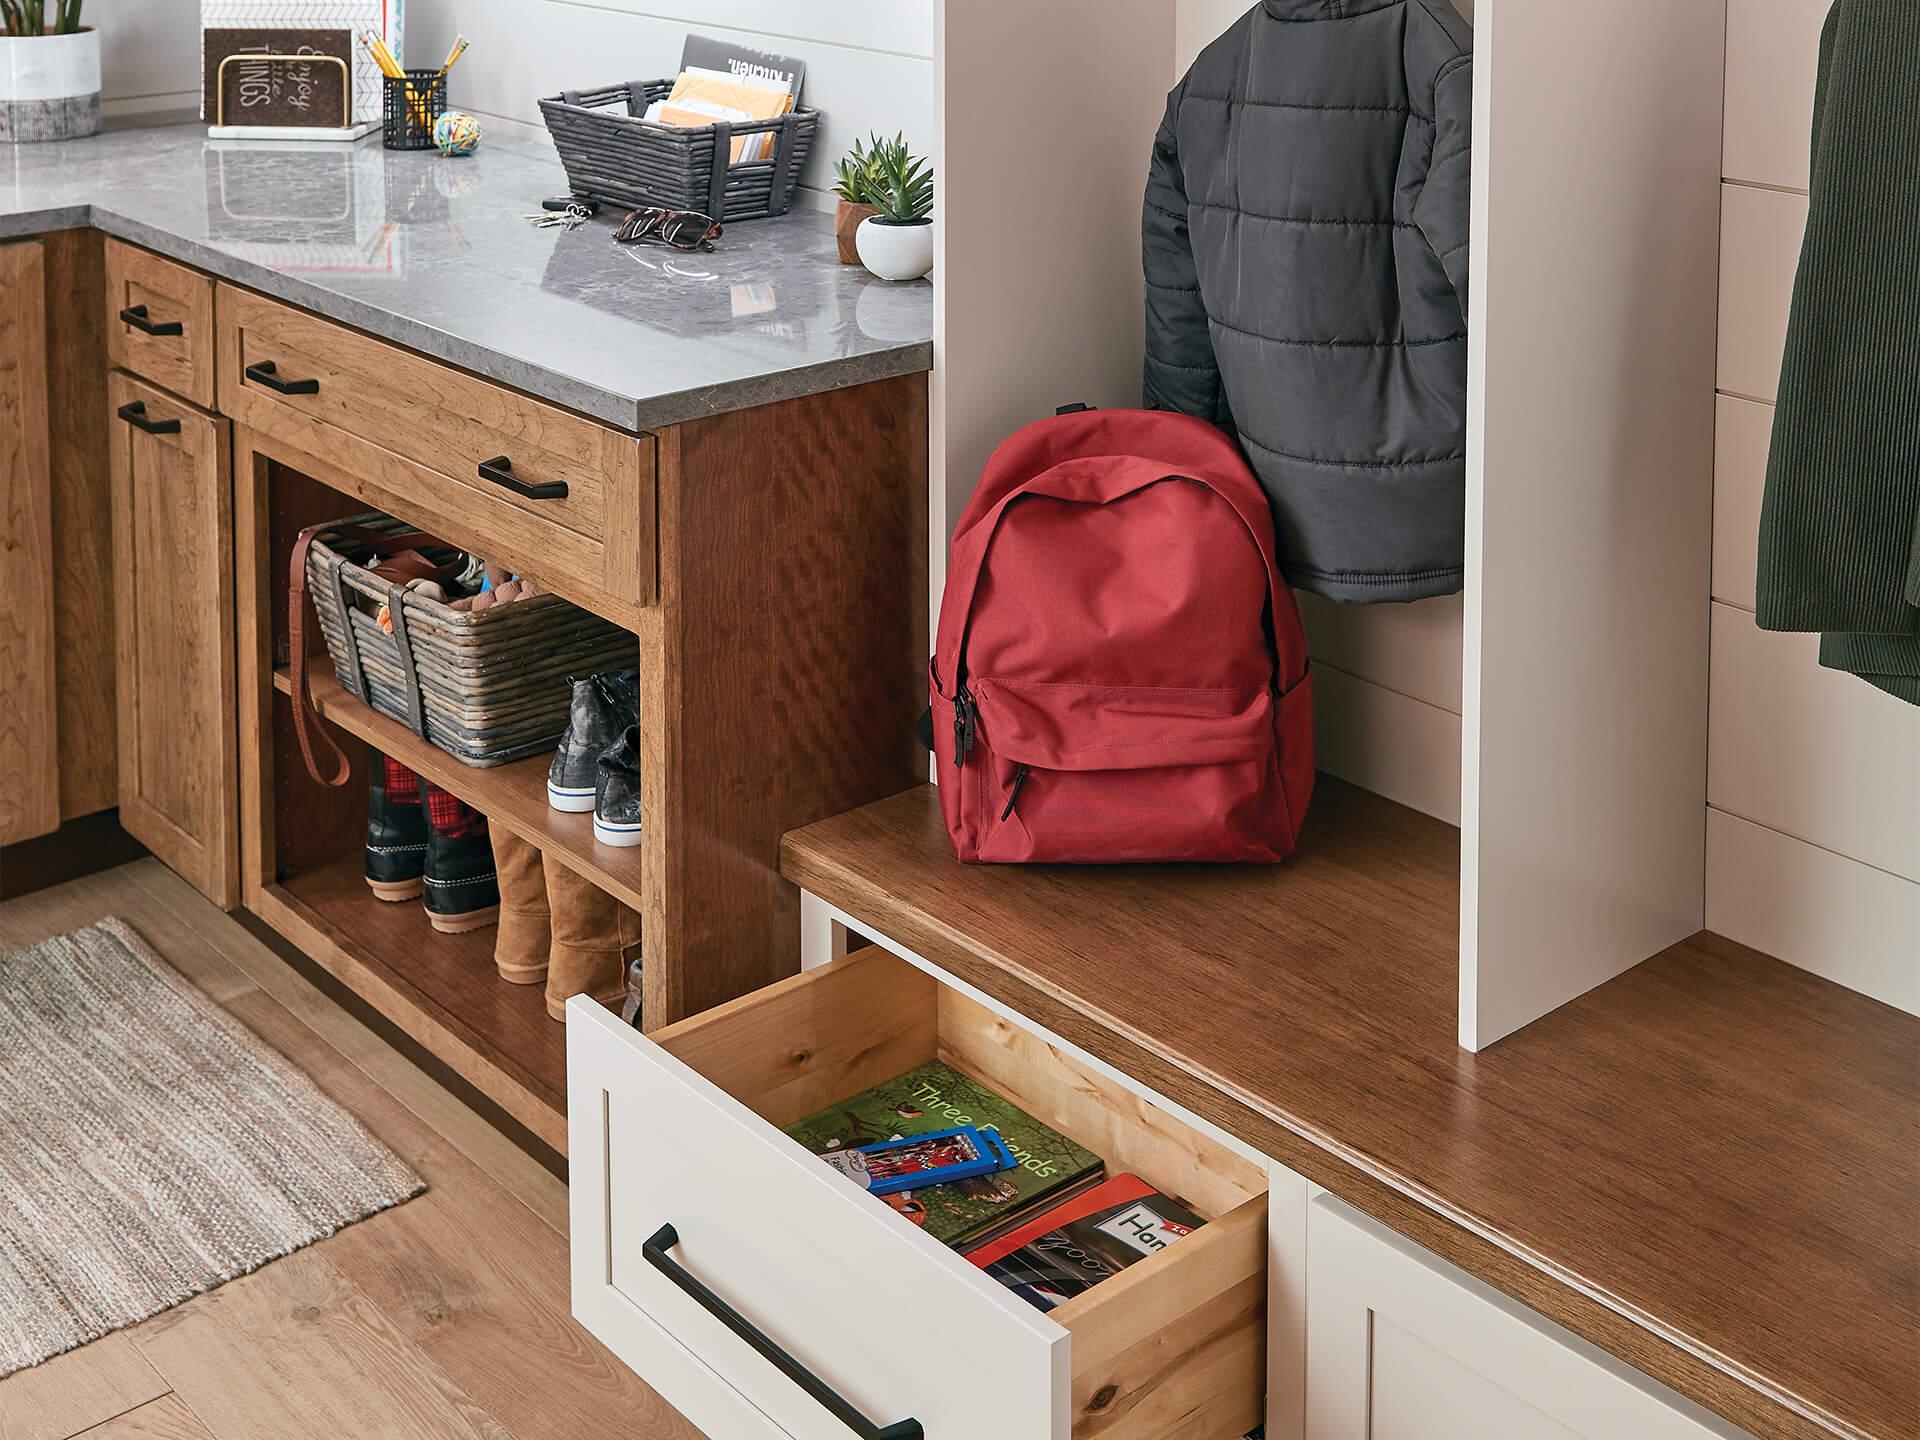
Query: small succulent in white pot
854 134 933 283
0 0 99 142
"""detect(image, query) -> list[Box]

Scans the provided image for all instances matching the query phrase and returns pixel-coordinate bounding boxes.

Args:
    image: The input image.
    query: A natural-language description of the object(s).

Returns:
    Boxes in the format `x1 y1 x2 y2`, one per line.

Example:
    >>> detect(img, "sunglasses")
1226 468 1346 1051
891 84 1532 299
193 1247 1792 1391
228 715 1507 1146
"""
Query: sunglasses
612 207 723 253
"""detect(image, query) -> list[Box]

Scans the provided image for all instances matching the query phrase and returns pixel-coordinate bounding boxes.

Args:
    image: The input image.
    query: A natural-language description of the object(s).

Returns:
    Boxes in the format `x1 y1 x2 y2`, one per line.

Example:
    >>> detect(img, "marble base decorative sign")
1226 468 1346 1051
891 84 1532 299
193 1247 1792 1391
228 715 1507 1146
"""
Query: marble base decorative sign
203 28 353 130
201 0 399 126
0 28 101 143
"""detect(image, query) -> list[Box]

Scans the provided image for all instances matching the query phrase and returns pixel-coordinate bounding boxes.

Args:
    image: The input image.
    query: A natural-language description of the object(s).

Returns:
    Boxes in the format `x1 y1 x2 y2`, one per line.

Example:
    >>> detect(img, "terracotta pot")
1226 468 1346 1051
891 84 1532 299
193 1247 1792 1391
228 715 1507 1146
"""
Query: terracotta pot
834 200 879 264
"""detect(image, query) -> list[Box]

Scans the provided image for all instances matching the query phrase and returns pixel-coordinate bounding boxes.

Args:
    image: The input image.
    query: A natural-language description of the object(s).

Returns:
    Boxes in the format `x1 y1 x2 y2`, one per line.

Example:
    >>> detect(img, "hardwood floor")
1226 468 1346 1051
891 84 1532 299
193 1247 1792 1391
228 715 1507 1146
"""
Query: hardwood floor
0 860 703 1440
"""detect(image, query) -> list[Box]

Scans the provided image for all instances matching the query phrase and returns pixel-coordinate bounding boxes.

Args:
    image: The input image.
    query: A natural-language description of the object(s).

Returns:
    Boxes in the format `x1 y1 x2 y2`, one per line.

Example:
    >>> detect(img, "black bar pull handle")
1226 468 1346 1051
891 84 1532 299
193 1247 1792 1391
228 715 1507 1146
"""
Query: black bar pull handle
642 1224 924 1440
478 455 568 501
119 303 184 337
117 400 181 435
244 359 320 395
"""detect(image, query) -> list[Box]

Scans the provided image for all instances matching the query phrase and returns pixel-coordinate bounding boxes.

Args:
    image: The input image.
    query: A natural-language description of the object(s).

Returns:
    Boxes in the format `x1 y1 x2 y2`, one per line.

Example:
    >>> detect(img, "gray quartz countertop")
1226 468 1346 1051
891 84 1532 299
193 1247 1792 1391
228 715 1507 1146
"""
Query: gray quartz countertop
0 119 932 431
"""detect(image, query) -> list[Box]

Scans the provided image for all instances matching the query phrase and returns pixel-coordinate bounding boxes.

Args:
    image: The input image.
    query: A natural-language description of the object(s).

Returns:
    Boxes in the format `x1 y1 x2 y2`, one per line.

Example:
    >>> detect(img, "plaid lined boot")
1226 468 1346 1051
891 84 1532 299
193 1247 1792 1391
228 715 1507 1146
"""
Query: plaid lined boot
421 782 501 935
364 752 429 902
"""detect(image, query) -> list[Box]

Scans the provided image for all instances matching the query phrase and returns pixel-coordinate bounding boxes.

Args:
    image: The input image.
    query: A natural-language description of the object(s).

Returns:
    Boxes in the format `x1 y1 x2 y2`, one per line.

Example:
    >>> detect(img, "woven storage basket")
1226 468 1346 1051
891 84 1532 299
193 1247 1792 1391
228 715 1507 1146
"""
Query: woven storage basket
305 515 636 767
538 80 817 221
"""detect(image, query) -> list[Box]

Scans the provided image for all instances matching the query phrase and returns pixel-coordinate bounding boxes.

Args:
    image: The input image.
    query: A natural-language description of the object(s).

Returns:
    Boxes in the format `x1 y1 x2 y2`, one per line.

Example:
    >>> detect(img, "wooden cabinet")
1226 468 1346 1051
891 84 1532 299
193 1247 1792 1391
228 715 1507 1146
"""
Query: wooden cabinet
1304 1196 1753 1440
107 369 238 906
0 239 58 847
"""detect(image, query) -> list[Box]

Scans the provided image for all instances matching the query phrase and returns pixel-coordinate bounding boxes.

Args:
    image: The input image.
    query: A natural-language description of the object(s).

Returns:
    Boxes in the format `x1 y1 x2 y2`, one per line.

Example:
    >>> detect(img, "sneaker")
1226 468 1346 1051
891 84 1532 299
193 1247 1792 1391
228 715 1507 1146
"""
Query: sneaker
421 782 501 934
364 752 428 902
548 670 638 812
593 724 642 848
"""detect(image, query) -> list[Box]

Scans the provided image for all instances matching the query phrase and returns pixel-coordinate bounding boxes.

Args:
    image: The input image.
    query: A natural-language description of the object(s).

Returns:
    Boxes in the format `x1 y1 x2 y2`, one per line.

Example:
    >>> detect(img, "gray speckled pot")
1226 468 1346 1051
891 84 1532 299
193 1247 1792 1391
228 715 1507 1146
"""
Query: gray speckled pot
0 30 101 142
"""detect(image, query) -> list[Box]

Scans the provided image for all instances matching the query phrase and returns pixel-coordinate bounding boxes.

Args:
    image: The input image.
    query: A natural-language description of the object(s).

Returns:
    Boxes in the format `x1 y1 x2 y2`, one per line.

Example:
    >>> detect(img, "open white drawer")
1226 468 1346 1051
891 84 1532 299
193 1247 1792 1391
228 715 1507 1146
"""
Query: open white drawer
568 948 1268 1440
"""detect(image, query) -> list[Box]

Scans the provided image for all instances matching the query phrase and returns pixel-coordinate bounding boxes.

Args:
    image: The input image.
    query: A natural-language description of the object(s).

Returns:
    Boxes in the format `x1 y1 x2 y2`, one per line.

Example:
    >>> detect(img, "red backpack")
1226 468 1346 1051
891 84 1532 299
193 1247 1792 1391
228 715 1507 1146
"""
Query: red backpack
931 407 1314 864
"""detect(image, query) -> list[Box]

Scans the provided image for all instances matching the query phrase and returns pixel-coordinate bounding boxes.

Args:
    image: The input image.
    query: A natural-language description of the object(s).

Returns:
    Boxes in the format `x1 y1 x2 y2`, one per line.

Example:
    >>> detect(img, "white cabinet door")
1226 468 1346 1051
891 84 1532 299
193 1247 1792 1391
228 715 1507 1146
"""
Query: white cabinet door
1304 1196 1753 1440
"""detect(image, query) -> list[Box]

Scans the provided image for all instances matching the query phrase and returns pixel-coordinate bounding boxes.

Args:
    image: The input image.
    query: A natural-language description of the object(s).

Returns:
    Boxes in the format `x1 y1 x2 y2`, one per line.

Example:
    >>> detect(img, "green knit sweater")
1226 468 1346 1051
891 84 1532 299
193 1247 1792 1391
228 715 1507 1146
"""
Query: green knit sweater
1756 0 1920 705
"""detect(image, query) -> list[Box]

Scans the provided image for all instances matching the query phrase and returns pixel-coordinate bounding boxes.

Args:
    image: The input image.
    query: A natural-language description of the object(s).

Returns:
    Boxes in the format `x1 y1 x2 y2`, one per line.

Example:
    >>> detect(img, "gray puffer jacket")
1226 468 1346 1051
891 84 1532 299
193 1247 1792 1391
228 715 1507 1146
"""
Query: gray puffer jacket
1143 0 1473 602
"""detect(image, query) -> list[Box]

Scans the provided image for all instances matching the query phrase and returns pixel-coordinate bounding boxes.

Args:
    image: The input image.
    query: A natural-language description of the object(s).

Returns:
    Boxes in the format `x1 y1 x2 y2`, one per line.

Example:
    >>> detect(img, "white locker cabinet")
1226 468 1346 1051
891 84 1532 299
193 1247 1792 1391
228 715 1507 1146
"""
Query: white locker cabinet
1303 1196 1754 1440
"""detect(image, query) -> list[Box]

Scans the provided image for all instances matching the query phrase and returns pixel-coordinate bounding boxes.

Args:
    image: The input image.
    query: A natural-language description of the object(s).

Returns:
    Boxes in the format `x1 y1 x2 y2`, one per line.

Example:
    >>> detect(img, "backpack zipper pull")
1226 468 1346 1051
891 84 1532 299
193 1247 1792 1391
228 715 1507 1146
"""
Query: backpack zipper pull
1000 763 1030 820
953 685 978 768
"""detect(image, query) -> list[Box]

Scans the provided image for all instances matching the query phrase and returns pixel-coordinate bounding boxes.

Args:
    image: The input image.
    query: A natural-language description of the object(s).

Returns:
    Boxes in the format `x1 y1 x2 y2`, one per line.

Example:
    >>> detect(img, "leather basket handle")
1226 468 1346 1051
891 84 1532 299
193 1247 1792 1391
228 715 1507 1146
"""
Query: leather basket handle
289 523 354 788
287 523 457 787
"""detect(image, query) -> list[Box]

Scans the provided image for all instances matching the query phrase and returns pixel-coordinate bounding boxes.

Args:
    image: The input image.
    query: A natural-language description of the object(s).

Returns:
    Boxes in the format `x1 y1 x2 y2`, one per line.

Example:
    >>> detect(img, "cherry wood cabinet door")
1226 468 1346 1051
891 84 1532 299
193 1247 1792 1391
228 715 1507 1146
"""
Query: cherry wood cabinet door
0 239 58 847
108 369 238 906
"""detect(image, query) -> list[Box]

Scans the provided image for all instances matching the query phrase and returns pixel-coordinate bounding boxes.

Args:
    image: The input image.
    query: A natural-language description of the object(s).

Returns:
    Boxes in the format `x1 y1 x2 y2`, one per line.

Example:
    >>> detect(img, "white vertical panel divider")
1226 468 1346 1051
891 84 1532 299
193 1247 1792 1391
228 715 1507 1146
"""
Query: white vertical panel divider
1459 0 1727 1049
930 0 1176 623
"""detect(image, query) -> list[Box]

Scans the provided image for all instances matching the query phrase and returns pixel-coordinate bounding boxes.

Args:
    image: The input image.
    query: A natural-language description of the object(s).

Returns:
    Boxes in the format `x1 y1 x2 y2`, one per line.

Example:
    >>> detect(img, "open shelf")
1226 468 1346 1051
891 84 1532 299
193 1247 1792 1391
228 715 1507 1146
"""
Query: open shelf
272 666 643 913
253 851 580 1154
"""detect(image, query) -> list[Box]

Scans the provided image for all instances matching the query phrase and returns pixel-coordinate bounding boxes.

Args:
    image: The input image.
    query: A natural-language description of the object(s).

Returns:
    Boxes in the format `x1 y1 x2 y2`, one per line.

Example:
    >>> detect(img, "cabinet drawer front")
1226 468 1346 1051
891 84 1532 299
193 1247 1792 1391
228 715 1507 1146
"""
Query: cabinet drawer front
569 997 1064 1440
215 284 653 611
1305 1197 1753 1440
571 947 1271 1440
106 240 214 408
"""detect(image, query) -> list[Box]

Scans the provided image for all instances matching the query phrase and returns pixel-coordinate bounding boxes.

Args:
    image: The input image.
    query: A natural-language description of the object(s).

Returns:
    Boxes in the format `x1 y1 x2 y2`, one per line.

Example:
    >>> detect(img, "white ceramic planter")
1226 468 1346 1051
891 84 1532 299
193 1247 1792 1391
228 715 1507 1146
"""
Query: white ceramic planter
855 216 933 282
0 28 100 142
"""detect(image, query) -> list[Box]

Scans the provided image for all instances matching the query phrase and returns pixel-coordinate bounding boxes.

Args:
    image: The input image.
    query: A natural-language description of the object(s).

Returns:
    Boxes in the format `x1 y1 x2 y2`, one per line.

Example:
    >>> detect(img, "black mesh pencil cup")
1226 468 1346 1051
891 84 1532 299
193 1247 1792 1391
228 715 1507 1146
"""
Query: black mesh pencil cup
383 70 447 150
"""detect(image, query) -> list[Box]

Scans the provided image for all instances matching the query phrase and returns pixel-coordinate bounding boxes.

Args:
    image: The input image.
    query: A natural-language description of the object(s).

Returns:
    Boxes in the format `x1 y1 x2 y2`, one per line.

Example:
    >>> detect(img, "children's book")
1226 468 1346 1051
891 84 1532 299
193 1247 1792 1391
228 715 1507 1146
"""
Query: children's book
783 1061 1104 1250
963 1173 1205 1312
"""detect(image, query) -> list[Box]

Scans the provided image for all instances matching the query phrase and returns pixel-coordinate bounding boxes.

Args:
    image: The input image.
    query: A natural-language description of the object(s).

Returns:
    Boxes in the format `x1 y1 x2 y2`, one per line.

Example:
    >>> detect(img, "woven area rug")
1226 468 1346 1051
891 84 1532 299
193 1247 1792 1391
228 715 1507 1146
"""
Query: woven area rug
0 917 424 1377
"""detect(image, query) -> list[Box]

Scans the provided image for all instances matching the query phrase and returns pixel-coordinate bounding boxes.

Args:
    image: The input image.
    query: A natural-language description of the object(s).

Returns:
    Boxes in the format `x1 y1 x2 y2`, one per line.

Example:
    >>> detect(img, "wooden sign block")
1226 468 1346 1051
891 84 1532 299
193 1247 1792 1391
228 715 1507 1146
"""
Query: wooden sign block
203 28 352 129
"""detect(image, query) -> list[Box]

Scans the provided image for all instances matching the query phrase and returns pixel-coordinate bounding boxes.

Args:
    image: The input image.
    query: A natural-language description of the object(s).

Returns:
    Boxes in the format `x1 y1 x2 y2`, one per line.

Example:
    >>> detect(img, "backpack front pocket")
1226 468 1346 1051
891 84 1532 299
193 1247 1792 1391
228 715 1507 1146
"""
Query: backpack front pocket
965 679 1290 864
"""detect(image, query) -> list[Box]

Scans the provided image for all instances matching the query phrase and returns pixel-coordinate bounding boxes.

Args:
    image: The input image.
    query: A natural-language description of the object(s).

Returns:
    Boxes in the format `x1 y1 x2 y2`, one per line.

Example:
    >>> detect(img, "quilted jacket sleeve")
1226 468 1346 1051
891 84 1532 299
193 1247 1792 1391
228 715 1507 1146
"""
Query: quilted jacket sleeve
1142 88 1230 426
1414 54 1474 315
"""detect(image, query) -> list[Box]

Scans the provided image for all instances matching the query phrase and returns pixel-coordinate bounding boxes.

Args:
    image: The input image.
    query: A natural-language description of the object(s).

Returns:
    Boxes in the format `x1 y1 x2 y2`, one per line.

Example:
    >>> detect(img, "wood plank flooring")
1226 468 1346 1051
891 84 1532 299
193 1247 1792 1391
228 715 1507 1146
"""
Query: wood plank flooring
0 860 703 1440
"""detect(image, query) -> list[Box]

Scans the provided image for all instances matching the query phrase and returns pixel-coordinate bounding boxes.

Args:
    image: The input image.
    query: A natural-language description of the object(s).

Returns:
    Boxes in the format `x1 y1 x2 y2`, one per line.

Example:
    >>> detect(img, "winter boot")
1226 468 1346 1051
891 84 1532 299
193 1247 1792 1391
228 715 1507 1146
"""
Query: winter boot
593 723 642 848
364 752 428 902
542 855 641 1021
548 670 638 812
421 783 500 934
490 827 550 983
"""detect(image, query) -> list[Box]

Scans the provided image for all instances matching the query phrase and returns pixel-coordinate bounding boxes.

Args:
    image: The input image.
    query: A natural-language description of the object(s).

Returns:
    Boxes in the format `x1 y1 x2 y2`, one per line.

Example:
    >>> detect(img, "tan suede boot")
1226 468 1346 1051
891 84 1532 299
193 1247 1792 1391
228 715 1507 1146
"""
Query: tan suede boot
490 828 551 985
542 855 641 1022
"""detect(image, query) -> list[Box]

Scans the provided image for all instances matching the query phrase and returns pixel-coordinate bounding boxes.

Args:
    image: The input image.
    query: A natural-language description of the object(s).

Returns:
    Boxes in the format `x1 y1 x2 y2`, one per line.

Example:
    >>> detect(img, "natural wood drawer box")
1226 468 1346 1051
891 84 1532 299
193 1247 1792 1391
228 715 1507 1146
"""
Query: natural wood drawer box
567 946 1269 1440
215 283 655 615
106 239 215 408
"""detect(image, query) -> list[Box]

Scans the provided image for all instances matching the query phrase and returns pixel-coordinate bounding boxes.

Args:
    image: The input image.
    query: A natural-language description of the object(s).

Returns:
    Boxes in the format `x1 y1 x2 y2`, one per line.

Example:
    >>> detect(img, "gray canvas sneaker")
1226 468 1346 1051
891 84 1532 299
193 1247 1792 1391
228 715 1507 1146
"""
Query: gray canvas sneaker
548 670 638 812
593 724 642 848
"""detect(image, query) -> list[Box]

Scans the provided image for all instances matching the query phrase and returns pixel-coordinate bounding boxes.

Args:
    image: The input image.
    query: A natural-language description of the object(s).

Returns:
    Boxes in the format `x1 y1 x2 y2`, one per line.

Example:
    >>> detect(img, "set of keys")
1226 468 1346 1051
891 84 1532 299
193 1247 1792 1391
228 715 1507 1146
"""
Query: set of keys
524 202 594 231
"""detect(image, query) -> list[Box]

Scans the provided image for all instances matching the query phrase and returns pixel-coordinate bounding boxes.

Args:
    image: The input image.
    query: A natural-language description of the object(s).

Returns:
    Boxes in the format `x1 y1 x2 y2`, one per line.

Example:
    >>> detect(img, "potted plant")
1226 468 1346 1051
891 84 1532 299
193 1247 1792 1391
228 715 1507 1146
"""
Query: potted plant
0 0 97 142
854 135 933 283
831 134 883 265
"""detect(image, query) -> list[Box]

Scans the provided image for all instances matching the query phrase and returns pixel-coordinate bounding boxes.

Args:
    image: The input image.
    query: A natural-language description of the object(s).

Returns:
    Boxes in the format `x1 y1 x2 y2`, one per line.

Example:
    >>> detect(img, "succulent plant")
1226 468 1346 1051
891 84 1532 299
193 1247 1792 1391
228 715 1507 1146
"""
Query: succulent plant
867 132 933 225
831 135 884 206
0 0 84 36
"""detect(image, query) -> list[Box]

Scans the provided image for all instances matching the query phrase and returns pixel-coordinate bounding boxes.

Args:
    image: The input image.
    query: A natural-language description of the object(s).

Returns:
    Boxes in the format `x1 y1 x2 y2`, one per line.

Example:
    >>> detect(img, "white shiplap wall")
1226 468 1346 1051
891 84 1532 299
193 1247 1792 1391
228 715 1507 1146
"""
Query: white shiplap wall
96 0 203 117
402 0 935 207
1709 0 1919 1013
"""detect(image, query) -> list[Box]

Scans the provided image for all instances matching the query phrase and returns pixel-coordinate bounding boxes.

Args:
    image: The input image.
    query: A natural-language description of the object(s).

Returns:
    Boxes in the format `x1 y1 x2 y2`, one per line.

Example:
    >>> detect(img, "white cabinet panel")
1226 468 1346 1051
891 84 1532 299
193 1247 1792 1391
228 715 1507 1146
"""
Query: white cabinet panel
1716 184 1808 403
1708 604 1920 881
1305 1196 1753 1440
1723 0 1827 192
1711 394 1772 608
1706 808 1920 1015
